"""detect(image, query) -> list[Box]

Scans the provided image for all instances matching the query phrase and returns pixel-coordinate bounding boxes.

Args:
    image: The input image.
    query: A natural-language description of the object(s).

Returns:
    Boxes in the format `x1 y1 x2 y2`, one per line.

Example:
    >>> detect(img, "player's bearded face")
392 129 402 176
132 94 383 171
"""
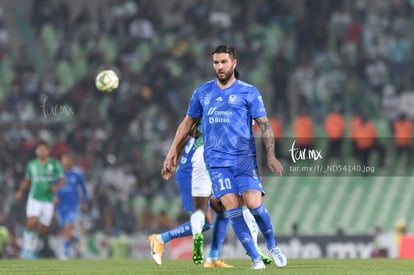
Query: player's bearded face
213 53 236 85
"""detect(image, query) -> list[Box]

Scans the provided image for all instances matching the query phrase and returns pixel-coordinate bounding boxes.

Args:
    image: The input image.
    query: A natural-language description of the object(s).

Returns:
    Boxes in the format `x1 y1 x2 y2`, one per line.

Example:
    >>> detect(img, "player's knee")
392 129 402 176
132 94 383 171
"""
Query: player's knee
26 217 37 229
193 197 209 211
219 194 241 209
243 191 262 209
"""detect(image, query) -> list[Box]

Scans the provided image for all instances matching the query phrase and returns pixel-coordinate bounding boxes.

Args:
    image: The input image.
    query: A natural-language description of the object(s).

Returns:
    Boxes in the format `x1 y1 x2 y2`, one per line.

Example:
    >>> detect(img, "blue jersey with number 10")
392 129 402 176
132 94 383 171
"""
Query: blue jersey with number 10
187 79 267 168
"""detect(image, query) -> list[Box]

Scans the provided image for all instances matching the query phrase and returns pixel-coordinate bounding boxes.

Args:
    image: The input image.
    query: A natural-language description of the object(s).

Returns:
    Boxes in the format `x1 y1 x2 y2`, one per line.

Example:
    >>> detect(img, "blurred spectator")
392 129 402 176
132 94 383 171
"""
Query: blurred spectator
50 133 71 159
324 108 346 159
350 108 362 158
371 226 388 258
382 84 400 131
270 52 290 116
392 113 412 162
156 210 173 233
395 219 407 247
129 13 155 41
354 115 385 167
293 108 314 149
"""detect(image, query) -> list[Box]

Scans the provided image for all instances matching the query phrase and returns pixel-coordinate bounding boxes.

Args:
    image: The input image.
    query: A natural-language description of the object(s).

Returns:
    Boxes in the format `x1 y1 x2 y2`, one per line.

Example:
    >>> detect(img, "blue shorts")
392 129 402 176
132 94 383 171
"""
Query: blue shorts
208 157 264 199
176 176 194 212
56 208 78 228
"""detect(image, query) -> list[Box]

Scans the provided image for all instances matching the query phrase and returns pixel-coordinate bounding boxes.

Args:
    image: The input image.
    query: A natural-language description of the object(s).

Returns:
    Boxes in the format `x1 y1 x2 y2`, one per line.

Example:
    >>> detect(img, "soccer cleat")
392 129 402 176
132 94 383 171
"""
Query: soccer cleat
203 259 234 268
148 234 164 265
192 233 204 265
251 258 266 270
257 246 273 265
59 254 69 260
246 246 274 265
270 246 287 267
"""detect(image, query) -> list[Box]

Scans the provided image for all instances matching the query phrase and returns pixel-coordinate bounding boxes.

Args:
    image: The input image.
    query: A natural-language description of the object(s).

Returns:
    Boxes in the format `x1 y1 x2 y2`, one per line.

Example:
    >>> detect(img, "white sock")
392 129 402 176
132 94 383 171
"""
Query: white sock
206 257 215 264
190 210 205 236
31 233 40 253
23 230 39 253
243 206 258 247
23 230 32 251
156 234 164 243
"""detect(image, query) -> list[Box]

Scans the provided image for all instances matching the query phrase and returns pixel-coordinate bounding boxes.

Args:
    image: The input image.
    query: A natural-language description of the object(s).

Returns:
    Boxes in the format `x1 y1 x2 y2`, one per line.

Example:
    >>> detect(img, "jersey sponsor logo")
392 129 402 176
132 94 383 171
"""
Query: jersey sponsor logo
228 94 237 104
209 117 230 124
207 107 218 116
206 107 232 124
48 163 53 171
206 107 232 117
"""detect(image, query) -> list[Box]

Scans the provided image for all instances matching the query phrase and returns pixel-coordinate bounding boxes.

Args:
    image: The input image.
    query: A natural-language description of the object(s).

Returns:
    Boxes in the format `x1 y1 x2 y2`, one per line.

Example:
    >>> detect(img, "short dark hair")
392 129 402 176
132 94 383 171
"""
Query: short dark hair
212 45 239 79
36 139 49 148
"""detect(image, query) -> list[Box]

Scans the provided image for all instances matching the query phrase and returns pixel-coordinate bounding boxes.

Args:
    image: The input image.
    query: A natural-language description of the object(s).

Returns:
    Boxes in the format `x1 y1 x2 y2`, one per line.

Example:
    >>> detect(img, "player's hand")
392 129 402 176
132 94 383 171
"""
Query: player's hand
267 156 284 176
161 150 178 180
14 191 23 202
162 165 177 180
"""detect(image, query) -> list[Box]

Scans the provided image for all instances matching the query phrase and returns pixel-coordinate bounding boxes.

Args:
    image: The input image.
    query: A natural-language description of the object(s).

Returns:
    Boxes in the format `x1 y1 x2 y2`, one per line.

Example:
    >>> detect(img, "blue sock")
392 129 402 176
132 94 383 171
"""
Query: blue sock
224 207 260 260
63 240 71 256
161 221 192 243
203 221 213 232
250 204 276 250
208 212 229 259
161 221 213 243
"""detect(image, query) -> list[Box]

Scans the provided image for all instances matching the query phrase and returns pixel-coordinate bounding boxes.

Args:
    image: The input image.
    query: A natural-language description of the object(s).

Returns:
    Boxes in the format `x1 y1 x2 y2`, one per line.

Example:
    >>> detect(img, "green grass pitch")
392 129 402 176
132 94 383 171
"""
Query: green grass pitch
0 259 413 274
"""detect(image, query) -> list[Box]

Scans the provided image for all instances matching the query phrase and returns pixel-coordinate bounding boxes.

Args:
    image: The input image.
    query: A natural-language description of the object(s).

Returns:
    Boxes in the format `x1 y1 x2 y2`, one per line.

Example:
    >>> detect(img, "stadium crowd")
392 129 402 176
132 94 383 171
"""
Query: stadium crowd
1 0 414 258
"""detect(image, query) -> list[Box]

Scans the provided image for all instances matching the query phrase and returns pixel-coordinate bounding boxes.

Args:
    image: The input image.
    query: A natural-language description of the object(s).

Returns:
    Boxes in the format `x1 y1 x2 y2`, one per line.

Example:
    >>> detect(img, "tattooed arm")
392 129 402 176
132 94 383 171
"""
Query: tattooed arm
255 116 284 176
255 116 276 158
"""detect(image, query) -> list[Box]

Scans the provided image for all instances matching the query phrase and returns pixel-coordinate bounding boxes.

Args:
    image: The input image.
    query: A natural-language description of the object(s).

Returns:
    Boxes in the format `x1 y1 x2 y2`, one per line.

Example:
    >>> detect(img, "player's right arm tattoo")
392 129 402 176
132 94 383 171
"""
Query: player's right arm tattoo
255 116 275 158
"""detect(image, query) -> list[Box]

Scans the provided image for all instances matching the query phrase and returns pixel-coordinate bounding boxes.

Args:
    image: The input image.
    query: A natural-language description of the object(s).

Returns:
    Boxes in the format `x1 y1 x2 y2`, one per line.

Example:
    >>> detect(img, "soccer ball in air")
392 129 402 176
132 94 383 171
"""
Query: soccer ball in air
95 70 119 92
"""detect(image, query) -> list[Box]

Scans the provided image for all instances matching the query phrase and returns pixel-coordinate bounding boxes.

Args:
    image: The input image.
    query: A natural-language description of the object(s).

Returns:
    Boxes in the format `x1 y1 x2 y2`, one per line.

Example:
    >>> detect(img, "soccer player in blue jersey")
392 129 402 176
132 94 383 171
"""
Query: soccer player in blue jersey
148 133 233 267
162 45 287 269
55 154 89 259
150 128 270 267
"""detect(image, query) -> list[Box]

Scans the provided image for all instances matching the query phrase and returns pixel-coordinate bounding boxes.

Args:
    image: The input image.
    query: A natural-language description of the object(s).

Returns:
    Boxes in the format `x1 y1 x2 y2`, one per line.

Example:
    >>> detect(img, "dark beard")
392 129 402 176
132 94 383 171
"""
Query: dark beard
216 70 233 85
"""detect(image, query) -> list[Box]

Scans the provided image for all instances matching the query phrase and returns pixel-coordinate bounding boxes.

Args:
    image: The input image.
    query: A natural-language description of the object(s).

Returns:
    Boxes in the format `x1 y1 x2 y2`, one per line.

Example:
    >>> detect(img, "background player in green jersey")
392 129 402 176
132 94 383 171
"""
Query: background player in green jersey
15 140 65 259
